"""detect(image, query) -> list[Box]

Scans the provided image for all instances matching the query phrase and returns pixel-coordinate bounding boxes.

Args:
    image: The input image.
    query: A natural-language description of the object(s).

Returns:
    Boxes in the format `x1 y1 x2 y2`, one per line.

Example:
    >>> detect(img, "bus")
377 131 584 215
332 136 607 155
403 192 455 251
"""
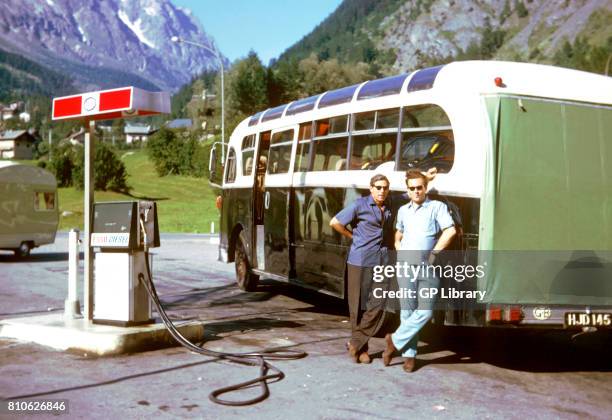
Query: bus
212 60 612 330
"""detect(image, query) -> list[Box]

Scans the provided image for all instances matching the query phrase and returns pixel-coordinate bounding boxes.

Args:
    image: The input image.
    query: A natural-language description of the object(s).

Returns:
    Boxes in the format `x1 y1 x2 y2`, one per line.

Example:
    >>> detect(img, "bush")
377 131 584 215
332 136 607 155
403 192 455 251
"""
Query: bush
146 127 182 176
48 145 75 187
72 142 129 192
147 127 210 177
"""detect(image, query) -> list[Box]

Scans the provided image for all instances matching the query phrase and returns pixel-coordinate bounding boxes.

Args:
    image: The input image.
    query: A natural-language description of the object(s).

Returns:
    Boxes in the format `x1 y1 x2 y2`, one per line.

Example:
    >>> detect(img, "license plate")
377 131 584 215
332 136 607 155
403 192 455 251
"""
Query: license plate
564 312 612 328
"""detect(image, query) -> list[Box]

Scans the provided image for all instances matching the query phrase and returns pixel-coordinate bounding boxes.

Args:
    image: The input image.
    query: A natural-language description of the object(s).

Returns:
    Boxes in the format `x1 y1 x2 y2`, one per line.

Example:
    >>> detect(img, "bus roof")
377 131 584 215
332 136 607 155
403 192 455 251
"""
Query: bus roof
238 60 612 132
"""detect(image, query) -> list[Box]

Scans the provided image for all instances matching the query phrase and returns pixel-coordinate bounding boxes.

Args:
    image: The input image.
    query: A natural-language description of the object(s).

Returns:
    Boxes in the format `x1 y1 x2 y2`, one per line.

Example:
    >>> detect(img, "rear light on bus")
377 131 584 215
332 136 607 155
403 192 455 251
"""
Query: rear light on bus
487 305 524 324
494 77 505 87
487 306 502 322
215 195 223 210
504 306 523 323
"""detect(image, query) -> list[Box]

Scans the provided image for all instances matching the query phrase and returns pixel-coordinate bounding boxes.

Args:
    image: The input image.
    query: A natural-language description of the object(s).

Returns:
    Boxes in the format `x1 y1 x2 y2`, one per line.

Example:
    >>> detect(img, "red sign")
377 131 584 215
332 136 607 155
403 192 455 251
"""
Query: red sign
52 87 170 121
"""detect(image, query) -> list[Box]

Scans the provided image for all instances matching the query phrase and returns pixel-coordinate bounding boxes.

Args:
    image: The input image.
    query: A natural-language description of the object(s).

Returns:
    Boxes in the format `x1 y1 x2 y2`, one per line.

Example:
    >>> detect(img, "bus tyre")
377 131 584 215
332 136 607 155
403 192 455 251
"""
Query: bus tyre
235 237 258 291
15 242 31 258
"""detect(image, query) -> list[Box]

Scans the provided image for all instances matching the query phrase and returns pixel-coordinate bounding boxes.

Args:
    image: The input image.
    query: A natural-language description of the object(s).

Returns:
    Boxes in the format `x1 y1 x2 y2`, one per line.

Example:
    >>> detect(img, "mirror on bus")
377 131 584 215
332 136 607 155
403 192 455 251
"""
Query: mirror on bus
209 148 217 177
207 142 228 187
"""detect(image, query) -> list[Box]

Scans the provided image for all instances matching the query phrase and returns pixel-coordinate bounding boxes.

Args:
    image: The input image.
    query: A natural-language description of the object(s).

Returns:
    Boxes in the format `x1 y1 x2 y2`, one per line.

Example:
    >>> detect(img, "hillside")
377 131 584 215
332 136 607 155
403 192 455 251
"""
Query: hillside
0 50 74 102
277 0 612 75
57 149 218 233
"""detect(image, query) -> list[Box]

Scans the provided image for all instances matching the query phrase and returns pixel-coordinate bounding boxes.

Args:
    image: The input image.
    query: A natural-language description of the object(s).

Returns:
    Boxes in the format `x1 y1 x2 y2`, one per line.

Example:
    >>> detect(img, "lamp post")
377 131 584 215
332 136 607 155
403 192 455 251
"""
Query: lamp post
171 36 225 163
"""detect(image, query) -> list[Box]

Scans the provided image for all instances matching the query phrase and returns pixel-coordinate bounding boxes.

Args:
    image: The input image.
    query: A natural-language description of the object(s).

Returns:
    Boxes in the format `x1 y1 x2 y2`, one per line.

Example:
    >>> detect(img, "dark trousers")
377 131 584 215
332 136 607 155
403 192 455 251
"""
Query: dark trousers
347 263 387 352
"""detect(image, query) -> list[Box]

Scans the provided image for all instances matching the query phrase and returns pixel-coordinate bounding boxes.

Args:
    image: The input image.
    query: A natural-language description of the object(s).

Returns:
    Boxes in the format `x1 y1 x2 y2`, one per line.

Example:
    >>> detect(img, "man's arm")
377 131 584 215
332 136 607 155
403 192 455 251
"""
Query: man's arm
394 230 403 250
330 216 353 240
432 226 456 252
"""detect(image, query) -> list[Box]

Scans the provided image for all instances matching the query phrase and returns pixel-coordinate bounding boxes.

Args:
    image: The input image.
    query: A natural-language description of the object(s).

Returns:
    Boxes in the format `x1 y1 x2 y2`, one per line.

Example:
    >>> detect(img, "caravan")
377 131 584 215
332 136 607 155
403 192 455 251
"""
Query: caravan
0 162 59 257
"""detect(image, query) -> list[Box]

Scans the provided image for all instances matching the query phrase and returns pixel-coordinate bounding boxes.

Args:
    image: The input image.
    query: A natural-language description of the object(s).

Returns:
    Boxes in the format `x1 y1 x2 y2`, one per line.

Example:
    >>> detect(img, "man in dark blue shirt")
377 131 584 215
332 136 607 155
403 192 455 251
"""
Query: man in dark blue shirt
330 174 394 364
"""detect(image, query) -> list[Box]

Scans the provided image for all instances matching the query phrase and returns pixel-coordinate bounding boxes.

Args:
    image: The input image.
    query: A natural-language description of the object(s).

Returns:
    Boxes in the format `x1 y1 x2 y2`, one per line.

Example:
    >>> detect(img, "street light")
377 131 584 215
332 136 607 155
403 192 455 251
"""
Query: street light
171 35 225 163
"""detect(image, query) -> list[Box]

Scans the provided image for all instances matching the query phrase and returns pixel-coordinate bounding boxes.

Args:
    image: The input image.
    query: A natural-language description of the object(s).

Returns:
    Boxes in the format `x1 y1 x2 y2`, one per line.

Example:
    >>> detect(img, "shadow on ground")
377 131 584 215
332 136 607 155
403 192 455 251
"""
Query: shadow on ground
413 325 612 373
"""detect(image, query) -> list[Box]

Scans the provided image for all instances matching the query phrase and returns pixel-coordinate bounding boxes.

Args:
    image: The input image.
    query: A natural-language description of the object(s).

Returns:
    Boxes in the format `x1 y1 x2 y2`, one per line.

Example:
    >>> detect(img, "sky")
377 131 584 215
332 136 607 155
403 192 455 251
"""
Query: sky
171 0 344 65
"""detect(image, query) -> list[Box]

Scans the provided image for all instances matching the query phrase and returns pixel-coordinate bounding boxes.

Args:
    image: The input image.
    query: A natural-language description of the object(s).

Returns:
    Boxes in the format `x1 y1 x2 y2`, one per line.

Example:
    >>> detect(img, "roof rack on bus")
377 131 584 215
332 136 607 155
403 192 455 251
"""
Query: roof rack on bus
248 111 264 127
318 83 361 108
245 64 448 125
285 94 321 116
407 65 445 92
357 73 412 100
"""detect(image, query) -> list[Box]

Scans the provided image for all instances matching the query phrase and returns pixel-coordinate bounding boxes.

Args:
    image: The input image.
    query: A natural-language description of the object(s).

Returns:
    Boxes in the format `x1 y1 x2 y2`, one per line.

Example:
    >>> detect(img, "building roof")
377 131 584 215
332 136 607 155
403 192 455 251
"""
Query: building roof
166 119 192 129
124 124 157 135
0 130 30 141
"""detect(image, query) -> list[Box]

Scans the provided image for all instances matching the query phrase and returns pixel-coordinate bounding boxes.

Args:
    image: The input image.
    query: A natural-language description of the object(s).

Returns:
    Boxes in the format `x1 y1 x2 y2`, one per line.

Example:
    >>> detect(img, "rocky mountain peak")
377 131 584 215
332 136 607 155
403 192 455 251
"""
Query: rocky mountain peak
0 0 225 92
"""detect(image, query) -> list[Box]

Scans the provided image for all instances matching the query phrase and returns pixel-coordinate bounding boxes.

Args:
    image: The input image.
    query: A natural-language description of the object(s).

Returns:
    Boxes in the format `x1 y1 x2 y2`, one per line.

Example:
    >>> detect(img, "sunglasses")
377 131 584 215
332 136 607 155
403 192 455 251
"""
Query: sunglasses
407 185 424 191
372 185 389 191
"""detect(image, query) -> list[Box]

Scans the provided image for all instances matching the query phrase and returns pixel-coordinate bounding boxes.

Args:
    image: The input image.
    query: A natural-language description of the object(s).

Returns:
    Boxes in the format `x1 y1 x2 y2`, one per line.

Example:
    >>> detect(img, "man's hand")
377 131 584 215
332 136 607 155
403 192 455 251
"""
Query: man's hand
330 216 352 240
428 250 440 265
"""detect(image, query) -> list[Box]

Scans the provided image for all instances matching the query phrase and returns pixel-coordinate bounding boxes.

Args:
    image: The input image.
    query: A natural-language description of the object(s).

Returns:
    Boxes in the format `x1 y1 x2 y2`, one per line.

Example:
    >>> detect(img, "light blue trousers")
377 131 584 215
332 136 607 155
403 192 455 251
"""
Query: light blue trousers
391 275 438 357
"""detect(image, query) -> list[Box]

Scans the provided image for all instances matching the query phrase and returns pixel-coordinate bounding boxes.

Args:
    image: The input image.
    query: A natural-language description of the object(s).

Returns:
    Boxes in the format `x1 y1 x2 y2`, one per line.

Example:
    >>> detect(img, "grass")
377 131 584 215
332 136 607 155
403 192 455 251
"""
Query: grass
56 149 219 233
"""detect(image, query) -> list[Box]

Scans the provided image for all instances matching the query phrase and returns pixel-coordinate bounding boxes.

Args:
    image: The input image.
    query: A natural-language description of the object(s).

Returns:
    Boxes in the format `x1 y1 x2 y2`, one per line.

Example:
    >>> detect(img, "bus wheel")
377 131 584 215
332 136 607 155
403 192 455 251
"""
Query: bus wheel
235 237 259 291
15 242 31 258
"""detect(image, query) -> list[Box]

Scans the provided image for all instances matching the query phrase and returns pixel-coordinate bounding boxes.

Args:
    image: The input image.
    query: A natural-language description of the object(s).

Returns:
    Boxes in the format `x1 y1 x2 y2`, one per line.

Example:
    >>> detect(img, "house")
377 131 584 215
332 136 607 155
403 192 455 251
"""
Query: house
124 123 157 144
165 119 193 129
60 128 86 146
0 102 25 121
0 130 37 159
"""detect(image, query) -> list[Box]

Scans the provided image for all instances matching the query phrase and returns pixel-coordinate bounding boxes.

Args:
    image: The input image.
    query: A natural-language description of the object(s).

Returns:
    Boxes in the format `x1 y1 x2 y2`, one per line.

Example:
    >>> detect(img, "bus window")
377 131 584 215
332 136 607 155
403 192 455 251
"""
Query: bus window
399 104 453 173
312 136 349 171
295 122 312 172
354 111 375 131
350 133 396 170
377 108 399 129
225 148 237 183
398 130 454 173
316 115 348 137
403 104 450 128
242 134 256 176
268 129 294 174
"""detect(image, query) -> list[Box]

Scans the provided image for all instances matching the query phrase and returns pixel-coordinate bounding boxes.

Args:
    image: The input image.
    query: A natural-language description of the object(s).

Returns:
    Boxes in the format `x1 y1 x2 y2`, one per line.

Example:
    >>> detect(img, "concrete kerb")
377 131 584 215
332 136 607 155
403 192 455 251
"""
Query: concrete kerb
0 314 204 356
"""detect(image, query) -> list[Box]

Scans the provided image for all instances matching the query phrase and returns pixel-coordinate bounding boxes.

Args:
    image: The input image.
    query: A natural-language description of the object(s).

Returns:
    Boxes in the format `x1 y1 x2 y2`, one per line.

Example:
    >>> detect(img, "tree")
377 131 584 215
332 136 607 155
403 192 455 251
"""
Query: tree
515 0 528 18
227 51 269 116
72 142 129 192
299 54 370 96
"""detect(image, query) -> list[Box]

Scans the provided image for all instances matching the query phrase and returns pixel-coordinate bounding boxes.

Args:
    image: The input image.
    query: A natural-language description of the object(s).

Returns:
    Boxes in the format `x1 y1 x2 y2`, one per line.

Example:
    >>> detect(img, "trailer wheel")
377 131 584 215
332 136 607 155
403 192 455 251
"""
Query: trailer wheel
235 237 259 291
15 242 31 258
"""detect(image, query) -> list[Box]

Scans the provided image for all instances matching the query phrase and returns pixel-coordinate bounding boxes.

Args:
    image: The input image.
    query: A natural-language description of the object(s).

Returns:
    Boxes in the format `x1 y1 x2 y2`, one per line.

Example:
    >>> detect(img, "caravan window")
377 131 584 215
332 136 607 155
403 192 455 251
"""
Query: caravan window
35 192 55 210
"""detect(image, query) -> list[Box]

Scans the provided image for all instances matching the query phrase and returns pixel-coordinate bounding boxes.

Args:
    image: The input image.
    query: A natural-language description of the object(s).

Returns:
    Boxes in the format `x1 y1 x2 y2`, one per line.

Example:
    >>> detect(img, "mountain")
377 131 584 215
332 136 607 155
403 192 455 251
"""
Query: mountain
0 0 224 94
277 0 612 75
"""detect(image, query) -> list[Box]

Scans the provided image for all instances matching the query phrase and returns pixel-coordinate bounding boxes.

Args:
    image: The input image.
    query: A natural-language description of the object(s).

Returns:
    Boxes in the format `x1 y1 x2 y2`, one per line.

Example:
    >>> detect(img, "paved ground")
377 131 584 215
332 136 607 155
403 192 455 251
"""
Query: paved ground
1 233 611 419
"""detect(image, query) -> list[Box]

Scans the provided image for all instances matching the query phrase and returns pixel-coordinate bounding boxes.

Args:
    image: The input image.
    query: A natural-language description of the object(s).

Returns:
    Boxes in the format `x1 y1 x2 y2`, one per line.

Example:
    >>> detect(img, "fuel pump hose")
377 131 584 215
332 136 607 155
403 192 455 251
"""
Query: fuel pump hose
138 256 307 406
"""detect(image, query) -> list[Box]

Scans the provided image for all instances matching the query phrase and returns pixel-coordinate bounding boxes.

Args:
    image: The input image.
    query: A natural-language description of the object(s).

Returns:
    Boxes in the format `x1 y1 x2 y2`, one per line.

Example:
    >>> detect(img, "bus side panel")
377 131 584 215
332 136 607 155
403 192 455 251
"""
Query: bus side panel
220 187 253 264
482 97 612 307
264 186 290 277
293 186 348 297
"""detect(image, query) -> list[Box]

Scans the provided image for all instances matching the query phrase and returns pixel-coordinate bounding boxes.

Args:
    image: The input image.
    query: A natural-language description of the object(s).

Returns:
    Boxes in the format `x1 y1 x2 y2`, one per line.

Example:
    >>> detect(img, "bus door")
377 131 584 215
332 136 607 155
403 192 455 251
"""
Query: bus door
253 131 270 270
261 127 297 278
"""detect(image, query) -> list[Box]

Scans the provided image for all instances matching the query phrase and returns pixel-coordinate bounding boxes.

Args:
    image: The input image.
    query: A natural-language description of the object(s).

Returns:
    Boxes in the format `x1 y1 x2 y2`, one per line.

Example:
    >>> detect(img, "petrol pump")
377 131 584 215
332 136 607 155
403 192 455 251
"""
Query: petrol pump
90 201 159 326
50 86 306 407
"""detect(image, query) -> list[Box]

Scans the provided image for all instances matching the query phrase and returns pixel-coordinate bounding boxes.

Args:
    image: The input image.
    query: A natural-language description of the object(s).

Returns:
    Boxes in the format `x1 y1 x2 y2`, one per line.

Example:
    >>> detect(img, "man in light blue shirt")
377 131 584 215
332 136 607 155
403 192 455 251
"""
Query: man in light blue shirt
383 170 456 372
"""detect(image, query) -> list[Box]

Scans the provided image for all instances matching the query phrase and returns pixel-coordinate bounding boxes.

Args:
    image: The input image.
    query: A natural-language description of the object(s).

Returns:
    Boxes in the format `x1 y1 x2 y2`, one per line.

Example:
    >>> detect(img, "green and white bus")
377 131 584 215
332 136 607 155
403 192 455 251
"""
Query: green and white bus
213 60 612 329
